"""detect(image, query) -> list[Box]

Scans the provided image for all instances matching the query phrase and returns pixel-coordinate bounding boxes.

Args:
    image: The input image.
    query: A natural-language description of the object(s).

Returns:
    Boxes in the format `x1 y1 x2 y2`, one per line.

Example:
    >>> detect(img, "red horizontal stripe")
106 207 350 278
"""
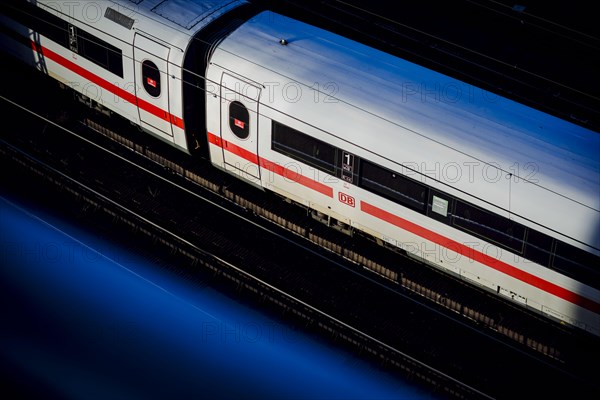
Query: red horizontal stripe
259 158 333 198
208 131 258 163
208 132 333 198
213 133 259 165
31 41 184 129
207 132 222 147
361 201 600 314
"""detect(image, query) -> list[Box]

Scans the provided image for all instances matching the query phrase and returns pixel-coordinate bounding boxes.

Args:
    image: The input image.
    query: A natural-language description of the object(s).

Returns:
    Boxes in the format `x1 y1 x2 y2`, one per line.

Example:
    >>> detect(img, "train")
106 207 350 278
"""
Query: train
1 0 598 337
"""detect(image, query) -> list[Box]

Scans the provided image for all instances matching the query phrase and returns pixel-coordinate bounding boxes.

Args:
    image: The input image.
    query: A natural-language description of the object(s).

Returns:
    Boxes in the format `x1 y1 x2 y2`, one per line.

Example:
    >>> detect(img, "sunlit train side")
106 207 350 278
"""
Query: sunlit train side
0 0 249 152
1 0 598 336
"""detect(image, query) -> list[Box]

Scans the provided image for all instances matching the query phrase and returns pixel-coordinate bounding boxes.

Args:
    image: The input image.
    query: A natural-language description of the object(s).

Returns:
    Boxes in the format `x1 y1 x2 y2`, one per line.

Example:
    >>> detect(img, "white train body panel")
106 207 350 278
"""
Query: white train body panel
208 11 600 335
1 0 248 152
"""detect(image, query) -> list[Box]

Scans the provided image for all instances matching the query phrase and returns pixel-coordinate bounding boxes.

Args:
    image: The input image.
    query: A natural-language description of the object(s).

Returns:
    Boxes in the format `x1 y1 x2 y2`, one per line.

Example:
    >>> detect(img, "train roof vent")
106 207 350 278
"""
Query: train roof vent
105 7 135 30
151 0 244 30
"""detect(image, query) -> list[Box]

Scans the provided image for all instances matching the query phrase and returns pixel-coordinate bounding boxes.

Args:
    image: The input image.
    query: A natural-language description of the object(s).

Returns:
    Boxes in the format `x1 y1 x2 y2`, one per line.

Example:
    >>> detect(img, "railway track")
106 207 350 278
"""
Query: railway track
80 94 598 367
1 57 599 398
0 102 488 400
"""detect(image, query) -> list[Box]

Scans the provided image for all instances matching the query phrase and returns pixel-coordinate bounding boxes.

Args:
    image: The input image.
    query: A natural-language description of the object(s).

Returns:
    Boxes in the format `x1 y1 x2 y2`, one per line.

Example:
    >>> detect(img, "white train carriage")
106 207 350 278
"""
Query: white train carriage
2 1 599 336
206 11 600 335
0 0 248 152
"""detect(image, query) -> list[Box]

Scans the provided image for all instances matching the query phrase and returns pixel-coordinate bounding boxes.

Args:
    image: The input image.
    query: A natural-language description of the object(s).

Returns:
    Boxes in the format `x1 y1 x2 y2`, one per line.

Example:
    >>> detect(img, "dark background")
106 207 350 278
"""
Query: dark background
1 1 598 399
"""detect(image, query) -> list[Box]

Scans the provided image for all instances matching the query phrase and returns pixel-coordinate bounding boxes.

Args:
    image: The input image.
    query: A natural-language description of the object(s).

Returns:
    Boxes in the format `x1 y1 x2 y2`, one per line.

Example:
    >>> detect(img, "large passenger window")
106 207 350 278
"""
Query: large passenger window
79 29 123 77
360 161 427 212
453 201 525 253
2 3 69 48
1 3 123 78
272 121 336 174
524 229 553 267
553 241 600 289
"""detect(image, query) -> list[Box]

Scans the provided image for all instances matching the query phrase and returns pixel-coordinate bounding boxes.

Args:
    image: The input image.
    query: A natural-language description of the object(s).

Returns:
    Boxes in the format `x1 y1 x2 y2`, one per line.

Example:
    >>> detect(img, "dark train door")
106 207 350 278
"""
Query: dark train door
220 73 261 180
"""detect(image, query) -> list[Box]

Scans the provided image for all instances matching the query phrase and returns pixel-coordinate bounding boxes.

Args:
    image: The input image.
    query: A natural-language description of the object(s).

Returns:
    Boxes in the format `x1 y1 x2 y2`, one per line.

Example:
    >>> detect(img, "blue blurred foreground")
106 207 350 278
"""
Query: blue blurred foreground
0 194 437 400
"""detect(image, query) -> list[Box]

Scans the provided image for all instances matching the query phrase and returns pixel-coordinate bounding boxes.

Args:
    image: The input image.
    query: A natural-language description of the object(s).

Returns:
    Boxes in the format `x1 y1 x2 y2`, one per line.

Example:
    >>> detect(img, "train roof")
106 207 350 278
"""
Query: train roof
212 10 600 248
36 0 248 50
124 0 245 30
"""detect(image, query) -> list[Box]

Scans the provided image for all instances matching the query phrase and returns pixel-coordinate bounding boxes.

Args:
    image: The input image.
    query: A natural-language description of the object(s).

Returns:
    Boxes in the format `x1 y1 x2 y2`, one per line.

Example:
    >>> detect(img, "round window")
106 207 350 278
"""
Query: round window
142 60 161 97
229 101 250 139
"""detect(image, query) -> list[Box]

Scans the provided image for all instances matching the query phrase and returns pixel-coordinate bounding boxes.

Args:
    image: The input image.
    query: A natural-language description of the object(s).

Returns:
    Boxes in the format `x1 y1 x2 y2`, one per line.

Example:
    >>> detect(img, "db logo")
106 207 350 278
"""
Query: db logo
338 192 355 207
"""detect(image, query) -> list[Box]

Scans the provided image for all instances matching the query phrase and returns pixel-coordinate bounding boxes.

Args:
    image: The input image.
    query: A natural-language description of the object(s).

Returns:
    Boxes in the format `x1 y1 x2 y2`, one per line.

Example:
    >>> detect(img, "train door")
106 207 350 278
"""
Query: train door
220 73 261 180
133 33 173 137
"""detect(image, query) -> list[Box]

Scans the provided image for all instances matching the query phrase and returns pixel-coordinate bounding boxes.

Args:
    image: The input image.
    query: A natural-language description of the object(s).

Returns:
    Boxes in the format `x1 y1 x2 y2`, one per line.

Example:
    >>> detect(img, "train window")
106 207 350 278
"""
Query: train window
2 2 69 48
360 161 427 213
229 101 250 139
553 241 600 289
272 121 336 175
142 60 161 97
2 3 124 78
524 229 553 267
453 201 525 253
79 29 124 78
